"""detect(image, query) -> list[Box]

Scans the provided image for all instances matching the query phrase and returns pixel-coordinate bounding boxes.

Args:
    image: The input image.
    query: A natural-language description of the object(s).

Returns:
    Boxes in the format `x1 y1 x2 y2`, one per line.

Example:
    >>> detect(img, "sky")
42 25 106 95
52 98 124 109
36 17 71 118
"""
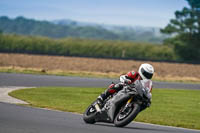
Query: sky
0 0 188 28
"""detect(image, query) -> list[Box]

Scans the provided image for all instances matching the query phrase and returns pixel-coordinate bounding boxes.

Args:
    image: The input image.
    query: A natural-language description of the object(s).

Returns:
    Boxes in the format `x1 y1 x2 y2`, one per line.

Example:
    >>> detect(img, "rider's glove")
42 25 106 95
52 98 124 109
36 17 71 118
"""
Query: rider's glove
120 75 131 84
124 79 132 84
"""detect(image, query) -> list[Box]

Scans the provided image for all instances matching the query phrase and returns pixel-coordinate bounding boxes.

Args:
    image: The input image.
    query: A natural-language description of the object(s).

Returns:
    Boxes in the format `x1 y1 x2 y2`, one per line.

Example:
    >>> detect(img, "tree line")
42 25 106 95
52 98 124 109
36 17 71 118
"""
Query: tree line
0 16 165 44
0 34 177 61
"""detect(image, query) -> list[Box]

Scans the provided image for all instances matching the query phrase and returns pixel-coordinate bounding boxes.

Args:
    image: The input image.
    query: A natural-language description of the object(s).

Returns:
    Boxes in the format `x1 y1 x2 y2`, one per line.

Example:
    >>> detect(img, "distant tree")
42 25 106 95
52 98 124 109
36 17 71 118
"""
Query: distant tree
161 0 200 61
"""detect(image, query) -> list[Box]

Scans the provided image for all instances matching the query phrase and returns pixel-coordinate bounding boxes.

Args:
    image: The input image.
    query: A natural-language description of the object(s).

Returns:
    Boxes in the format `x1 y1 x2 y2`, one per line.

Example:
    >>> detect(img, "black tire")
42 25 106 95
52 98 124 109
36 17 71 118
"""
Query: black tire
83 103 97 124
114 103 140 127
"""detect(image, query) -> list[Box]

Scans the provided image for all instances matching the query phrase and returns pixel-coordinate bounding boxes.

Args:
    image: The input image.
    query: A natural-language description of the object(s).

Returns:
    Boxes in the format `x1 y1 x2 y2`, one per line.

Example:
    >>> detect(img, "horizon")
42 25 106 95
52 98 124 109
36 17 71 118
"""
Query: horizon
0 0 188 28
0 15 167 29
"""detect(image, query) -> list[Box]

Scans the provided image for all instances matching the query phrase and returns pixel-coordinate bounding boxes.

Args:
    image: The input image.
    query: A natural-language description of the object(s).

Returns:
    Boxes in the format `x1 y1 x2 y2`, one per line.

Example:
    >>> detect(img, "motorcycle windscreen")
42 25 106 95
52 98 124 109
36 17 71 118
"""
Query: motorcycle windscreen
134 79 152 98
140 79 153 99
140 79 153 92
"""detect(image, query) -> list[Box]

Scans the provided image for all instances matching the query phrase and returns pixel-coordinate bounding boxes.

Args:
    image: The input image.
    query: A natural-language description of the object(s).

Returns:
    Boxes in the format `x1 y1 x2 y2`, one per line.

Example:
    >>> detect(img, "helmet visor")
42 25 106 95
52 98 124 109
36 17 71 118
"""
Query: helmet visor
141 68 153 79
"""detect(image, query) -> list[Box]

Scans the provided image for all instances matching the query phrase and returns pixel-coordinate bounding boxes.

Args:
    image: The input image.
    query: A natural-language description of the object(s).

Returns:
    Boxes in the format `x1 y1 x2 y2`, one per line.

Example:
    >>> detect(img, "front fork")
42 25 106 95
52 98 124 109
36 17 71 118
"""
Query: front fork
121 96 133 113
95 103 101 112
127 97 133 104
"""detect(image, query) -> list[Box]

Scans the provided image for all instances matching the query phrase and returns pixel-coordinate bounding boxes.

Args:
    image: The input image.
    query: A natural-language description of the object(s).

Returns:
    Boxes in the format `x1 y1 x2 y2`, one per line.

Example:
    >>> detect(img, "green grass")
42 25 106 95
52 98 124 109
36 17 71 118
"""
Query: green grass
9 87 200 130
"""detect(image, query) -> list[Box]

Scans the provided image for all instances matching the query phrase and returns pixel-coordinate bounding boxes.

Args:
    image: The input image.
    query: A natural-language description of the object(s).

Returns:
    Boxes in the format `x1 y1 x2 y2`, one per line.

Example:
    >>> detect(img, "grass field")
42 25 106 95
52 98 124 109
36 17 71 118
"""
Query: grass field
1 53 200 83
9 87 200 130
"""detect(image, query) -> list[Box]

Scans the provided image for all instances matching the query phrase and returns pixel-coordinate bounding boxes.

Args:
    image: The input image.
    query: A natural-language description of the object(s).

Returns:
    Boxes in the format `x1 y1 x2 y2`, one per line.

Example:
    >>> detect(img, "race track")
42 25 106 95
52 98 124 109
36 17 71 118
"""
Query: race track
0 102 199 133
0 73 200 133
0 73 200 89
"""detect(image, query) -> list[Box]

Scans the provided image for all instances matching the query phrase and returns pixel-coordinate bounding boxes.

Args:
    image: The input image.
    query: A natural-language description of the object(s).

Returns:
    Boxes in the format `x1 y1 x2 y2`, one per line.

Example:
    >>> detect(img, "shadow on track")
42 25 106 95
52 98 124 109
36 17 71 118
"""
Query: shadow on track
94 123 168 132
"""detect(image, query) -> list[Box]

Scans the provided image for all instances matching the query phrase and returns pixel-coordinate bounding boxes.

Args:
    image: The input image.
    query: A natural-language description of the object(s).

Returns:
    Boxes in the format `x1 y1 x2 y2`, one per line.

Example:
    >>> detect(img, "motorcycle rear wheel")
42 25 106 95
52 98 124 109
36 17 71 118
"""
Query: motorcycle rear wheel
114 103 140 127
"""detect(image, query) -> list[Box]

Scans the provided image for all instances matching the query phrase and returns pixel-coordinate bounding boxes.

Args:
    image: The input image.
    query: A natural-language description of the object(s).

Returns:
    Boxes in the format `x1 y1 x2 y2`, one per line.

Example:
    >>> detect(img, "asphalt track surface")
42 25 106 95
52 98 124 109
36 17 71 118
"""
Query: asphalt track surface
0 73 200 133
0 102 199 133
0 73 200 89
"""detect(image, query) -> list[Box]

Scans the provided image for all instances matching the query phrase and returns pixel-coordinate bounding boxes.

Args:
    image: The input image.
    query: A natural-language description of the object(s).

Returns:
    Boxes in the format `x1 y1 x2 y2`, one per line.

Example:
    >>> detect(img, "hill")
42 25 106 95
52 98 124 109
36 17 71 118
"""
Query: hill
0 16 119 40
0 16 167 43
53 19 168 43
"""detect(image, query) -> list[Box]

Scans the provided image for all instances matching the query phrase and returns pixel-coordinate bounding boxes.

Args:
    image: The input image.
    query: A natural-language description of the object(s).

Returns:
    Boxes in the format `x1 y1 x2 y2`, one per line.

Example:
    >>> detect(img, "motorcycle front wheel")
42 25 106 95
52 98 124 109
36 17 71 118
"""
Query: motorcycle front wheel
83 102 97 124
114 103 140 127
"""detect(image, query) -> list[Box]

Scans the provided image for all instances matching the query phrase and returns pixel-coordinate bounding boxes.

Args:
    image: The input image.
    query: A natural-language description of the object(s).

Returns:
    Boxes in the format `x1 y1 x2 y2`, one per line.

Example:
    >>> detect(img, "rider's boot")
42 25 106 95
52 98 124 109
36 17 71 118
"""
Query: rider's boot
96 83 123 107
96 89 111 107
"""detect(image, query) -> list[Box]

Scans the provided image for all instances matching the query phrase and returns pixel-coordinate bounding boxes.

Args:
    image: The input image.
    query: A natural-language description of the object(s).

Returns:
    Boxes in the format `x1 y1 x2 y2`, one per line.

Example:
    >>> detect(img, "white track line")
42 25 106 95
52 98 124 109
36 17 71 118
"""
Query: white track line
0 86 34 104
134 121 200 132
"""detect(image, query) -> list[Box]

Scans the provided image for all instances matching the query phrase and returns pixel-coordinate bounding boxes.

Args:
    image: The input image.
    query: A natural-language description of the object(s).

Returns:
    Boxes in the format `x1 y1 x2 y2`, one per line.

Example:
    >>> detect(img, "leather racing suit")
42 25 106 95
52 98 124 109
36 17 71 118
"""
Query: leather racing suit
98 70 152 110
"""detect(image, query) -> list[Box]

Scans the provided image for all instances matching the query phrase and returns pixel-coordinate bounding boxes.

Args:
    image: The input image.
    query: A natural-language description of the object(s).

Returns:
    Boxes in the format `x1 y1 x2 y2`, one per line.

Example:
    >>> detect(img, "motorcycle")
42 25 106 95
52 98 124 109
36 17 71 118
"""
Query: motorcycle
83 79 152 127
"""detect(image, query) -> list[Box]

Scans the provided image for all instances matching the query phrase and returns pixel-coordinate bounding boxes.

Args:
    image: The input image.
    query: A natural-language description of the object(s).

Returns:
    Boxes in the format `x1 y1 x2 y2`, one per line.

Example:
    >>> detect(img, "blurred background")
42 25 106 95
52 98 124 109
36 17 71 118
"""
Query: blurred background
1 0 200 130
0 0 200 82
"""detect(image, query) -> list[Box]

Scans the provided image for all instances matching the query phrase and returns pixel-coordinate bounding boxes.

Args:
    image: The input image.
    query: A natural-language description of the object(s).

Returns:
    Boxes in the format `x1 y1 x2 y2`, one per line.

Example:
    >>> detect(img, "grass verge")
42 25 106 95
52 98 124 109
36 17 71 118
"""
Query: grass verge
1 66 200 83
9 87 200 130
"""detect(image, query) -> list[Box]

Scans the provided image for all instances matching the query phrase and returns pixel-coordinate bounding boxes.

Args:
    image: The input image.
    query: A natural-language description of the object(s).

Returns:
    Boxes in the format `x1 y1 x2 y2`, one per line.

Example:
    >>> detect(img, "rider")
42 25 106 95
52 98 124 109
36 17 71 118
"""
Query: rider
97 63 154 109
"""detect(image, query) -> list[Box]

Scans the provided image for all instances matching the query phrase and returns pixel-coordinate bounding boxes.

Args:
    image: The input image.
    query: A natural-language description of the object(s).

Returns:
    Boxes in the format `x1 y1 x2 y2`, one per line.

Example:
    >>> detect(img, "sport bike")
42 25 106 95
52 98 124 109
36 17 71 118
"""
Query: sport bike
83 79 152 127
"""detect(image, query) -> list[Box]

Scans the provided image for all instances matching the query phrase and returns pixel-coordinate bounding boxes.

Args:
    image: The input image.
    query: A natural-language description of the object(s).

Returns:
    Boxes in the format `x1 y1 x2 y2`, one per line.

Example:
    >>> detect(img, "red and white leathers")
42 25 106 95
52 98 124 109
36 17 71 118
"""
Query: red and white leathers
121 71 153 93
98 70 153 111
98 63 154 110
99 70 147 101
120 71 141 84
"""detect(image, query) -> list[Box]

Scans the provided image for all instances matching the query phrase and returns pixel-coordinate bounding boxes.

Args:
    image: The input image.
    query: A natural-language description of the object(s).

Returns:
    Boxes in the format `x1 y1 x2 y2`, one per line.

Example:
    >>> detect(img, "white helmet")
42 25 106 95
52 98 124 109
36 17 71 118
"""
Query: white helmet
138 63 154 79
